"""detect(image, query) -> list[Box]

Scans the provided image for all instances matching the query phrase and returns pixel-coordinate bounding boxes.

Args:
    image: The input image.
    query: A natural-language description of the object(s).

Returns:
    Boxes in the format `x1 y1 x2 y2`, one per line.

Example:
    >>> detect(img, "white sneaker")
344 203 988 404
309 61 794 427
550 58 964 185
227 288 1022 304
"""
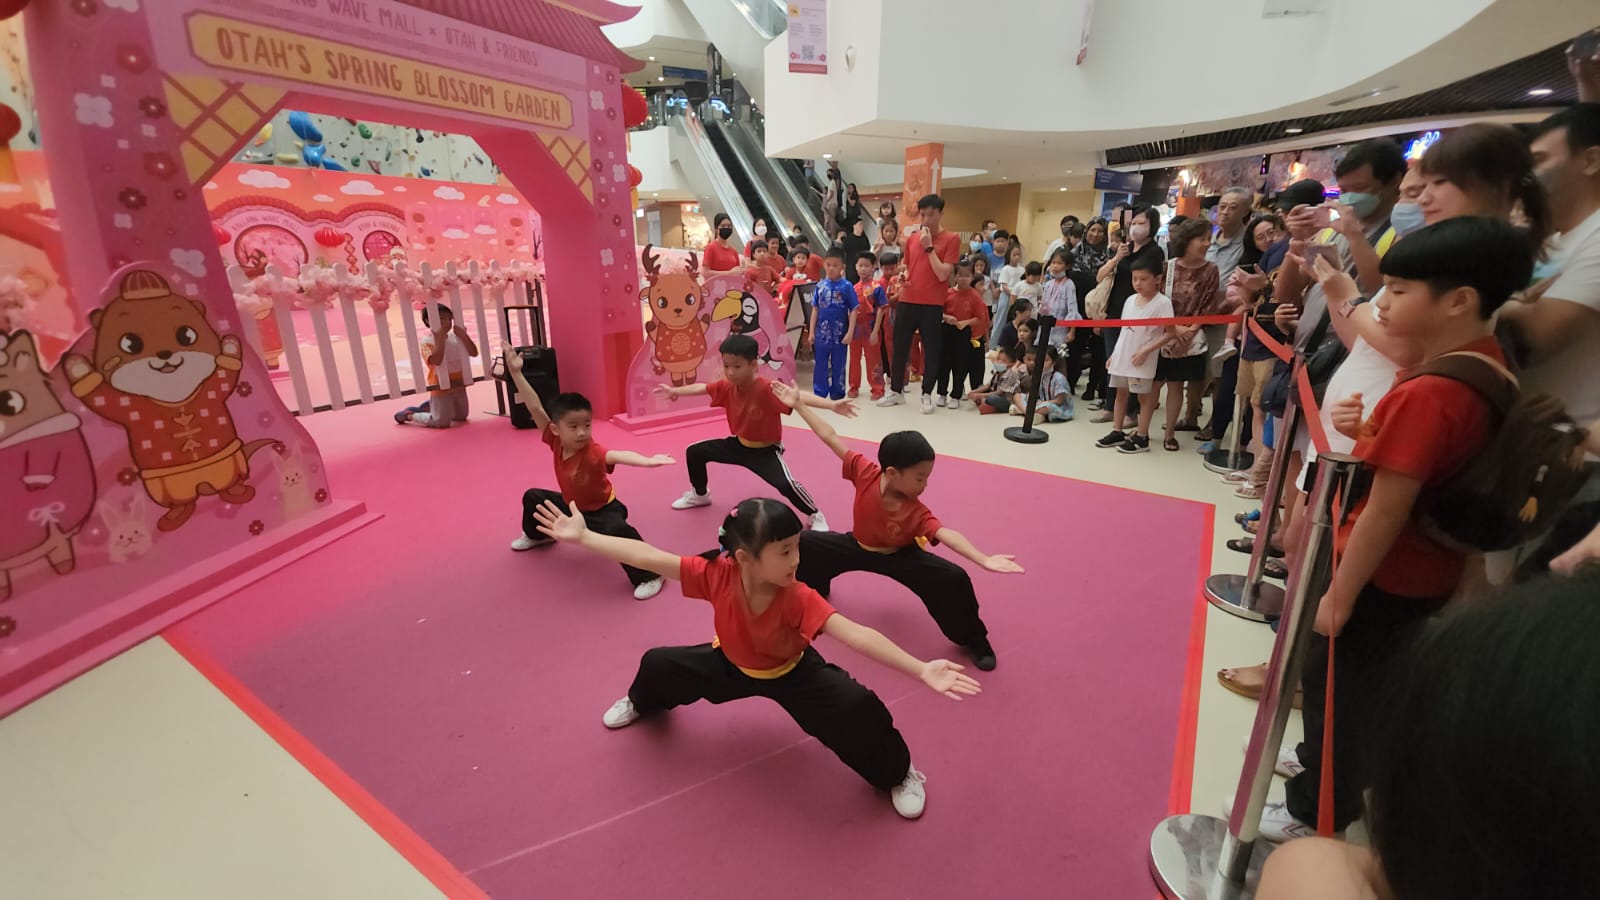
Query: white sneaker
510 534 540 551
1213 340 1239 362
602 696 640 729
935 394 948 408
810 511 829 532
876 391 904 407
920 394 934 414
1221 795 1319 843
1238 736 1307 779
890 766 927 819
633 578 664 601
670 489 712 510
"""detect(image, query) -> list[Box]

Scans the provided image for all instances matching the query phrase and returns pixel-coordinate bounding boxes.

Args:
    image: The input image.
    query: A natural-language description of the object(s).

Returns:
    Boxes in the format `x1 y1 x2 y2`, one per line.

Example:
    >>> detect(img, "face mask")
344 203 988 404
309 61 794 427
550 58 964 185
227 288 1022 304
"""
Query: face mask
1049 270 1065 279
754 225 767 236
1129 224 1150 241
1061 225 1072 236
718 226 733 239
1339 191 1380 218
1390 201 1426 237
969 240 982 251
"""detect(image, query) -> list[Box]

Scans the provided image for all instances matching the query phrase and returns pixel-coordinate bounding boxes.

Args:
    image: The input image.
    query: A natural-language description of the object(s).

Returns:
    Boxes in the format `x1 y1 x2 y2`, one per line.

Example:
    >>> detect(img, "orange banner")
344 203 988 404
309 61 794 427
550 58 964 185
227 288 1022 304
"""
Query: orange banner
185 13 573 130
902 143 944 214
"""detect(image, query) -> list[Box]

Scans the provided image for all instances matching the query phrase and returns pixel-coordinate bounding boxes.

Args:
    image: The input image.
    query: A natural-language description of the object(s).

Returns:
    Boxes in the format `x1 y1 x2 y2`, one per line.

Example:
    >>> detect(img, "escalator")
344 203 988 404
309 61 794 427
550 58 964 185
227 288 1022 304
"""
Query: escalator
702 123 775 239
711 115 828 251
667 103 755 247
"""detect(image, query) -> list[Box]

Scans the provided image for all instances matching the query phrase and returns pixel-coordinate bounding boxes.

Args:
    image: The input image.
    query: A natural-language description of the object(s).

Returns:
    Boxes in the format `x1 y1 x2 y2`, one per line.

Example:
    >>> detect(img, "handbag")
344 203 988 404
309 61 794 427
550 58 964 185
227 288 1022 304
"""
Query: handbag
1260 307 1347 415
1084 276 1113 320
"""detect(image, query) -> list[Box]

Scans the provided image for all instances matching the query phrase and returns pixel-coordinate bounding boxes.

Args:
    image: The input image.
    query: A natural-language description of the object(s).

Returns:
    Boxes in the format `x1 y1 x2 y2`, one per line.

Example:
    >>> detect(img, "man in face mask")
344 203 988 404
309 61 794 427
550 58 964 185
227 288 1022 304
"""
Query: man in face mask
1312 138 1407 295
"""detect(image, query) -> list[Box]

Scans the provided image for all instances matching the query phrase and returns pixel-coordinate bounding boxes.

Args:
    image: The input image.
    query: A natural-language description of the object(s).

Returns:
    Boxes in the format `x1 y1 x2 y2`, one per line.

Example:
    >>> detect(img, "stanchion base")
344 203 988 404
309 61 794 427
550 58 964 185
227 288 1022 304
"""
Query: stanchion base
1203 447 1254 474
1150 814 1272 899
1204 574 1285 623
1003 426 1049 444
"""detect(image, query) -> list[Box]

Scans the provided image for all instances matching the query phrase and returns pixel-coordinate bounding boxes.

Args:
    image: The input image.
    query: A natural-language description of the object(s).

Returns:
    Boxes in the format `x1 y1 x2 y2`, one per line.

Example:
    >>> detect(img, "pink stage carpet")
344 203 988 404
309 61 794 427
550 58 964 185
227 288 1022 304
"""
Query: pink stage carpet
166 391 1209 898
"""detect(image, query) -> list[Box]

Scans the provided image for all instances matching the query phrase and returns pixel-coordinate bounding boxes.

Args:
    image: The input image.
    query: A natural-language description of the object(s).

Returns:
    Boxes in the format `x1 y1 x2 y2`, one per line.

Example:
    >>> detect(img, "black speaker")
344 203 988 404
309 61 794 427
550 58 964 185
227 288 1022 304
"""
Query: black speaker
499 346 559 429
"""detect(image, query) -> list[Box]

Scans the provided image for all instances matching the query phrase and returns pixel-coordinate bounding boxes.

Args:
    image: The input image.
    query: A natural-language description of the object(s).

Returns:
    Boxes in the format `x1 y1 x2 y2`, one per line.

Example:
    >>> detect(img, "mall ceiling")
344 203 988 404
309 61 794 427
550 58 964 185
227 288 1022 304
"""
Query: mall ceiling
1104 40 1576 166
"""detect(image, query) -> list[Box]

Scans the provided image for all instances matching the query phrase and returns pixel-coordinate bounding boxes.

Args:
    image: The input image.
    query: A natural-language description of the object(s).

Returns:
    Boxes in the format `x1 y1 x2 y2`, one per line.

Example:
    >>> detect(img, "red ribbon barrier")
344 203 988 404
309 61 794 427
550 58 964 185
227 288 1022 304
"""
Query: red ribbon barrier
1247 316 1293 364
1065 314 1238 328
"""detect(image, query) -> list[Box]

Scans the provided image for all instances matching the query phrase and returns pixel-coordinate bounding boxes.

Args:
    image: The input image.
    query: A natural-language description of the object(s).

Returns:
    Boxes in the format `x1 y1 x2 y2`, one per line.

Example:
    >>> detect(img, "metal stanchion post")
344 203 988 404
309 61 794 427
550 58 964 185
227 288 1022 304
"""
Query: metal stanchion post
1205 389 1302 622
1004 315 1054 445
1149 453 1363 899
1204 389 1255 474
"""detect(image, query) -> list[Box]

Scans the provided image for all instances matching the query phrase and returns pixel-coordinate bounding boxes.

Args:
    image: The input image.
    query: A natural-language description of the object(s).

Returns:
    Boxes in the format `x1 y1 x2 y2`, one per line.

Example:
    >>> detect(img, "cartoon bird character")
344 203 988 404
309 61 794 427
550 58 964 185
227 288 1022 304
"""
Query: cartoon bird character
63 270 278 532
640 245 709 387
712 290 782 371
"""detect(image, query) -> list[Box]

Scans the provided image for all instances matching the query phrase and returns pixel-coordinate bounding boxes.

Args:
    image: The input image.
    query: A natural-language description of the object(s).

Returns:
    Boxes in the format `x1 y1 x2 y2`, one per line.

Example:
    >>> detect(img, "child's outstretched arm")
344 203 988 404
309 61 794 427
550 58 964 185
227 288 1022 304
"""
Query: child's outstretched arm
820 613 981 701
772 381 852 459
504 348 551 431
654 382 709 398
605 450 676 468
933 526 1025 573
532 499 682 579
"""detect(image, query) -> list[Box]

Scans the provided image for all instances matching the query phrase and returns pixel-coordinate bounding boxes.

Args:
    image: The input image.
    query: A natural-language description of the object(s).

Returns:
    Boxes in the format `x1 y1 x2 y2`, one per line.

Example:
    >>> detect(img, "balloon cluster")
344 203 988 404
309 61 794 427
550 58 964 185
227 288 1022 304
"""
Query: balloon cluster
288 111 347 171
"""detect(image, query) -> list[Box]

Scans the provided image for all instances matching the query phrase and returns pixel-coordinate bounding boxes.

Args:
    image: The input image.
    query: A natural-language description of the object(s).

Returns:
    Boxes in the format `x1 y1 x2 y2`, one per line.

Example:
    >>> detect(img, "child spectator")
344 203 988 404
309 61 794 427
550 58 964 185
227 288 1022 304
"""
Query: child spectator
1266 217 1536 843
395 304 478 427
992 299 1032 355
502 350 673 600
934 260 987 408
775 382 1023 671
994 243 1027 335
530 495 980 820
747 243 779 295
1096 256 1173 453
876 251 904 391
1037 252 1080 348
809 248 859 400
786 246 815 282
1156 218 1220 451
1017 344 1072 422
1011 260 1044 313
847 251 889 400
656 334 849 531
971 343 1026 415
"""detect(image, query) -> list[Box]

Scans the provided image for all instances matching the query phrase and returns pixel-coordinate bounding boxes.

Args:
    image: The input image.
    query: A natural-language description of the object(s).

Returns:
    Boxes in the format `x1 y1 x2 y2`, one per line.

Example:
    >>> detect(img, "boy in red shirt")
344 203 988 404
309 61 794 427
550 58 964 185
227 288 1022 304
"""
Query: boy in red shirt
656 334 853 531
502 349 675 600
879 194 962 413
775 381 1024 671
934 259 989 407
1271 217 1536 841
847 251 889 400
745 243 779 295
530 495 982 819
876 250 904 391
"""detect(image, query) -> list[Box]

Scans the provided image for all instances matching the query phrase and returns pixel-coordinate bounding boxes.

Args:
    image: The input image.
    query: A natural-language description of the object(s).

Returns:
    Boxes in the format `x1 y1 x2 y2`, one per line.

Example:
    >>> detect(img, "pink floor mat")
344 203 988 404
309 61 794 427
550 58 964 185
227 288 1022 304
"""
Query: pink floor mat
167 393 1209 898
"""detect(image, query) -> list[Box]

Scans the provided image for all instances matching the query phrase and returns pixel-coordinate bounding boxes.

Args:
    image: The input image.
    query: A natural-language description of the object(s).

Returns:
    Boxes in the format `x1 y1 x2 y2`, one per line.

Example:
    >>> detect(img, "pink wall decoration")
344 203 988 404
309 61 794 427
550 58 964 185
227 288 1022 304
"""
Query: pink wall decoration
7 0 643 713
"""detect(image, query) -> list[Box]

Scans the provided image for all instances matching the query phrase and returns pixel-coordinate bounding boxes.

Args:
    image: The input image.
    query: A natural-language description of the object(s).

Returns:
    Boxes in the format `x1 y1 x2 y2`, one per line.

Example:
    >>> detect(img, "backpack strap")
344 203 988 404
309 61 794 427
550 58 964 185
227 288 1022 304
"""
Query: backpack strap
1404 351 1519 417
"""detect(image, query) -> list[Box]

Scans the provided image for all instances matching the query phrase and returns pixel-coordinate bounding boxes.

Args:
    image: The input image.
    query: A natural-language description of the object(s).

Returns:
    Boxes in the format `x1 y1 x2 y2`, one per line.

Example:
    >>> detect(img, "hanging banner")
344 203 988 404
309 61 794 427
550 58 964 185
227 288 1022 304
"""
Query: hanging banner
1077 0 1095 65
707 44 723 97
1093 167 1144 194
787 0 828 74
902 143 945 214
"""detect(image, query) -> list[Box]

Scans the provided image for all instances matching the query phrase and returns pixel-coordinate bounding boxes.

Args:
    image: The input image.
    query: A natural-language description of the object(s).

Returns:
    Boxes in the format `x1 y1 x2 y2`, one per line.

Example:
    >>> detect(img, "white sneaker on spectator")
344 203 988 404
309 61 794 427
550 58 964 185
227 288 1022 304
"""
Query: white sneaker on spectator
1221 795 1320 843
602 696 640 729
1239 736 1308 778
670 489 712 510
920 394 934 414
891 766 927 819
1213 340 1239 362
633 578 664 601
876 391 904 407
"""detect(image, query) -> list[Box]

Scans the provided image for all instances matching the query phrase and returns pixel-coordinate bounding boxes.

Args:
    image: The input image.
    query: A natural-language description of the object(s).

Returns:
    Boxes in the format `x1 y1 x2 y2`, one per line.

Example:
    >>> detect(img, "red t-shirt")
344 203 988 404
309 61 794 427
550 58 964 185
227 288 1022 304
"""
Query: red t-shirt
542 429 615 511
1337 336 1502 599
746 262 778 294
944 287 988 337
703 241 740 272
679 554 836 675
803 255 824 282
901 229 962 306
762 254 786 276
707 376 791 447
842 451 943 551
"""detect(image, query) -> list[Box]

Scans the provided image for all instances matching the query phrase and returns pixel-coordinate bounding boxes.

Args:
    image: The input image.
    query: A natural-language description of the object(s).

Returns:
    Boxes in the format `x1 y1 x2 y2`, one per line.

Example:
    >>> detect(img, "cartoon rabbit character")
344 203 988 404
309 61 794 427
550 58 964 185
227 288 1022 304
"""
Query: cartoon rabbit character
62 269 278 532
639 245 709 387
0 331 97 601
97 487 156 564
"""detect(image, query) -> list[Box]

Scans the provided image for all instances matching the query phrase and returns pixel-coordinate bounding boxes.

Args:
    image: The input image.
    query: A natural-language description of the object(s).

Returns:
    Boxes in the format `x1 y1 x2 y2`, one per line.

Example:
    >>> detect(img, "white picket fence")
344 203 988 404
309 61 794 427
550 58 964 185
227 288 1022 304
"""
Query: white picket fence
226 260 543 416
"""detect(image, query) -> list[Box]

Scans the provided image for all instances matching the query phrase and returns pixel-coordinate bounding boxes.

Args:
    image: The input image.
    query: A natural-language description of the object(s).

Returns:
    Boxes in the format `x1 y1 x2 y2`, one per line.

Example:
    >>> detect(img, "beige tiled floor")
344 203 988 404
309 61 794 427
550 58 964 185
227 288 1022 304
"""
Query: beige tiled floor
0 381 1295 898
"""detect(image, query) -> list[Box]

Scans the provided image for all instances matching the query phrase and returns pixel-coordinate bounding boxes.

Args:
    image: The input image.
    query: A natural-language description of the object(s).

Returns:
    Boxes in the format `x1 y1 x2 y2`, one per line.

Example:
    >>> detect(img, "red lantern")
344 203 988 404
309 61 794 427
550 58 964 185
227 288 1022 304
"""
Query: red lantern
0 1 31 22
0 103 19 144
619 85 648 129
626 164 643 187
213 224 231 246
314 226 344 248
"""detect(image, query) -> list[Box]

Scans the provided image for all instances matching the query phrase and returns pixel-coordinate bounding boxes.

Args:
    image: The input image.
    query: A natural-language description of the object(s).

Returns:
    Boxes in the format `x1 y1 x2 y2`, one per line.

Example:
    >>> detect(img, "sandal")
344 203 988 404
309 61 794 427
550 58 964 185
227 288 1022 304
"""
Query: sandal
1263 559 1289 580
1234 510 1261 525
1173 419 1200 432
1217 663 1304 709
1163 436 1180 452
1234 484 1264 500
1242 519 1259 535
1226 537 1285 558
1195 427 1214 442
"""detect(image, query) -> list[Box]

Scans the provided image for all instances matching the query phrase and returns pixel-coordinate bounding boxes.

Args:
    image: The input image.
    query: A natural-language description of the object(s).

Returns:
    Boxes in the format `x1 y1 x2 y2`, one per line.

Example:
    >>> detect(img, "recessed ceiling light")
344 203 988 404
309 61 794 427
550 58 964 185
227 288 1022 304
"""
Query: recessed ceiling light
1065 170 1073 174
1059 187 1068 192
822 153 832 159
1528 87 1553 96
1285 127 1304 134
1001 176 1007 180
657 76 665 82
648 56 656 61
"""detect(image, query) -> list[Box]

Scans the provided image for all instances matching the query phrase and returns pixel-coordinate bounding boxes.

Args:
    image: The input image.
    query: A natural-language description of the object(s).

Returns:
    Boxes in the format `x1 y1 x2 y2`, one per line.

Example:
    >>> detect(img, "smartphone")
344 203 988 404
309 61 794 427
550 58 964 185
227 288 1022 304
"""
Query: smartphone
1309 206 1333 229
1573 27 1600 59
1307 243 1341 269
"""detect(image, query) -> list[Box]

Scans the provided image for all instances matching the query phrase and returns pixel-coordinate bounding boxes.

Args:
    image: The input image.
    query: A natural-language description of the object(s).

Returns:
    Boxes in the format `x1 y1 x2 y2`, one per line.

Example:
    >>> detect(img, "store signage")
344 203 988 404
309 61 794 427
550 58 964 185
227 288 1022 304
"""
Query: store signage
1405 130 1441 161
1093 167 1144 193
902 143 944 215
787 0 828 74
663 65 709 82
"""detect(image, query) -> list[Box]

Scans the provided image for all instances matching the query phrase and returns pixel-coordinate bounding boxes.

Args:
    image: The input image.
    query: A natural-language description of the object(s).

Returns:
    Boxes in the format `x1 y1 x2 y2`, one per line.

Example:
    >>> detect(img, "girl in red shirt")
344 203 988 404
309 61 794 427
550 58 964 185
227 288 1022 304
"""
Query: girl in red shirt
529 496 981 819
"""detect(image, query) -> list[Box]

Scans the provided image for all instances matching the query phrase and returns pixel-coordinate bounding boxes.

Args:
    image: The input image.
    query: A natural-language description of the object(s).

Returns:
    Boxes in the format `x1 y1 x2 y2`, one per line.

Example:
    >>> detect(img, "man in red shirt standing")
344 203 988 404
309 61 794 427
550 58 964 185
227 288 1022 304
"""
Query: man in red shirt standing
878 194 961 414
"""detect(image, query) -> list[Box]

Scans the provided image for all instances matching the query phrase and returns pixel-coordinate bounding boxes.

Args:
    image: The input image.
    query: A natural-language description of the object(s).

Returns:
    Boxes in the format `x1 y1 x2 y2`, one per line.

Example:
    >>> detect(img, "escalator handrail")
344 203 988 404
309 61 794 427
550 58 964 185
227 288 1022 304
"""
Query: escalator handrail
719 118 828 252
671 106 754 248
727 0 788 40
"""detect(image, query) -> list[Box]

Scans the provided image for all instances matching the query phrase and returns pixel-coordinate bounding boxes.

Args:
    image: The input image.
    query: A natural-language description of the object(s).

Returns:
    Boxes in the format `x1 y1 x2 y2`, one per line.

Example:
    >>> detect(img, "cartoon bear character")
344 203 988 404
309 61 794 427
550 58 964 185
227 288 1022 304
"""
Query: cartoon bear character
0 331 97 601
63 269 277 532
639 245 709 387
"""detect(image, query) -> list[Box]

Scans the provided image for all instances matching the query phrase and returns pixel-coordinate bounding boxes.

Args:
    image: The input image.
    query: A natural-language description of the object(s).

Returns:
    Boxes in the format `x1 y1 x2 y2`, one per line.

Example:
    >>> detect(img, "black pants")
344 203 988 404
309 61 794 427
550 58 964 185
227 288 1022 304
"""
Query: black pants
522 490 655 587
935 324 975 400
1206 353 1242 442
796 531 988 647
890 303 944 396
1285 582 1446 830
686 436 818 516
627 643 911 790
1064 327 1095 395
